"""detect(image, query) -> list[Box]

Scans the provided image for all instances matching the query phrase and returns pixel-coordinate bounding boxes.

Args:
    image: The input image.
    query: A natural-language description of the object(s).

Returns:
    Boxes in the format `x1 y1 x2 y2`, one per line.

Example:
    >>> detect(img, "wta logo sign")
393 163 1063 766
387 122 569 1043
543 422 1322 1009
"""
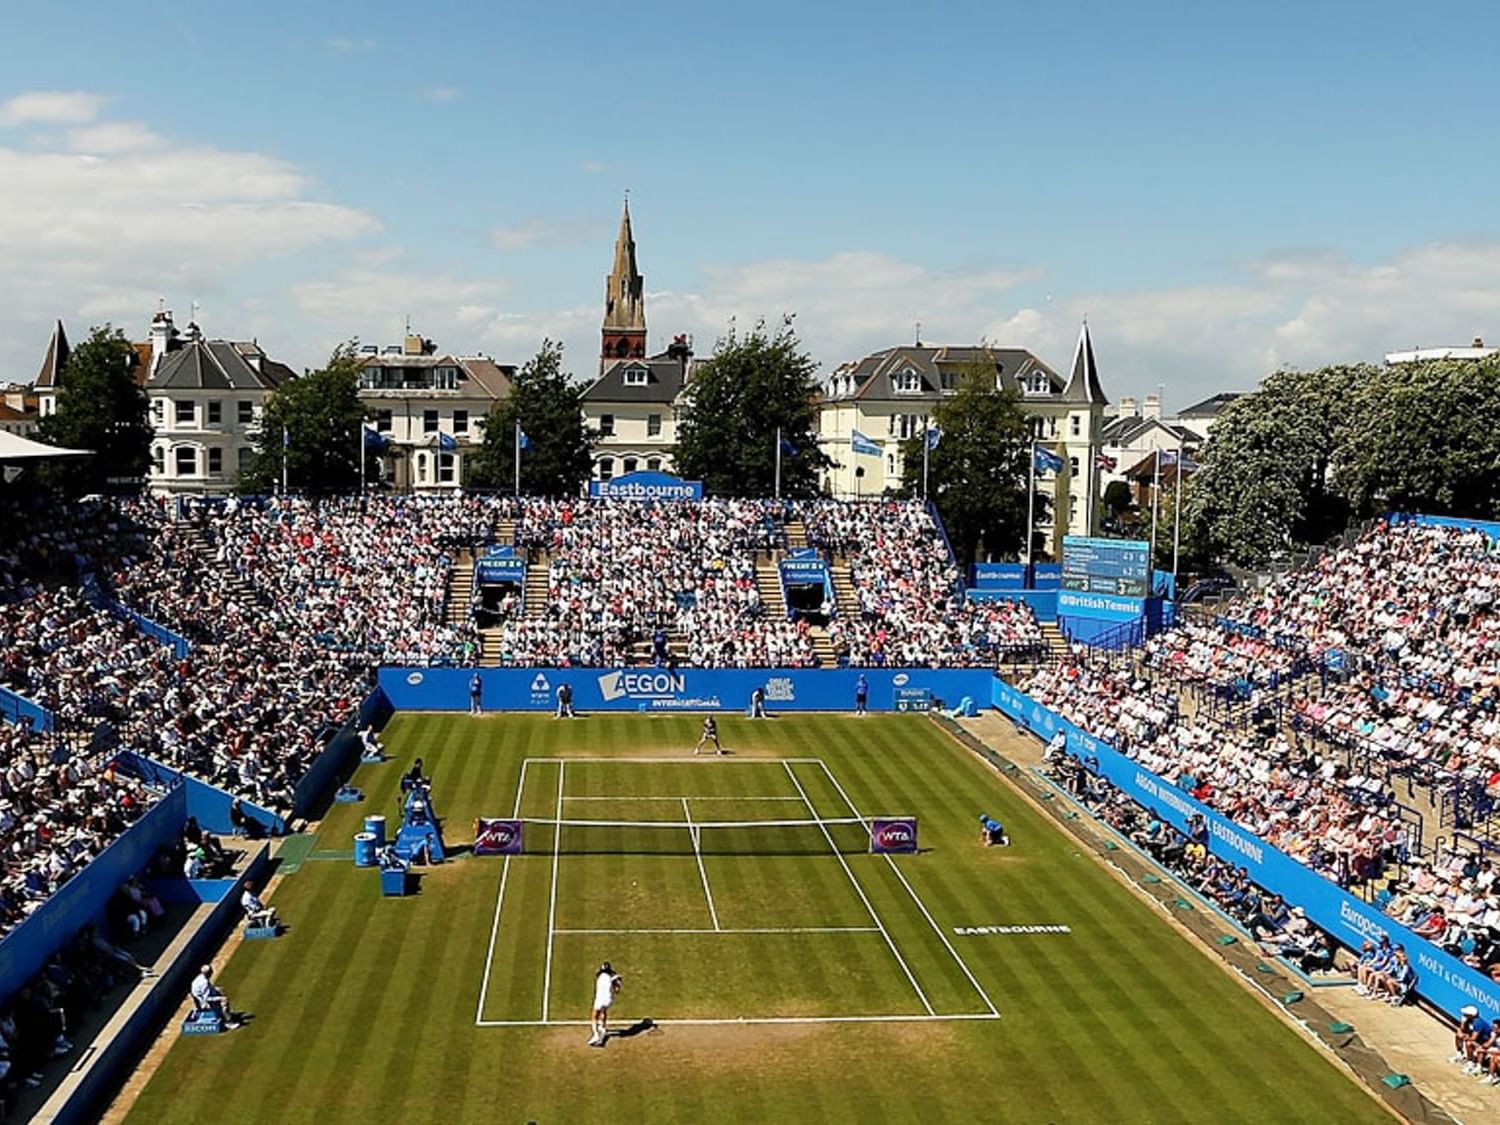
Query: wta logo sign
474 818 523 856
870 817 919 854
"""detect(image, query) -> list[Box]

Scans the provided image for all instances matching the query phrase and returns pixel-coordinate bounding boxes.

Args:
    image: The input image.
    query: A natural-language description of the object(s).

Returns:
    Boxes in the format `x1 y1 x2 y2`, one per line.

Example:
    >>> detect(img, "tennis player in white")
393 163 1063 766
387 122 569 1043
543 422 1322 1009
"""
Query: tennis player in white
589 961 622 1046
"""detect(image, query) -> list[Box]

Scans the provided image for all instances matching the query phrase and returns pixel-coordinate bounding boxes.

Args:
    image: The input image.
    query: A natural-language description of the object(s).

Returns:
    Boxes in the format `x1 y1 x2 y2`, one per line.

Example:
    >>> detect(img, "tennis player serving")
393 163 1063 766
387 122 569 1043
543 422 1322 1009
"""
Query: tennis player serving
589 961 622 1047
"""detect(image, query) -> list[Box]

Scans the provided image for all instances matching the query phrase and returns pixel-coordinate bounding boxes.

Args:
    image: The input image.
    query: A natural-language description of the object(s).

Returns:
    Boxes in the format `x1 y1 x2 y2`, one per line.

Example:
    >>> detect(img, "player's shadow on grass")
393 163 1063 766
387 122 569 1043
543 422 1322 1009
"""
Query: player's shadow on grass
610 1018 657 1040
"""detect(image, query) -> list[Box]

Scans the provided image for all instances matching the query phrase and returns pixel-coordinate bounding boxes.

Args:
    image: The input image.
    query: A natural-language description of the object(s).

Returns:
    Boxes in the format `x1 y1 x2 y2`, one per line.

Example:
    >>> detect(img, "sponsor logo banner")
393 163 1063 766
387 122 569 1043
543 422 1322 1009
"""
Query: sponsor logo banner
588 471 704 501
474 818 523 856
870 817 918 854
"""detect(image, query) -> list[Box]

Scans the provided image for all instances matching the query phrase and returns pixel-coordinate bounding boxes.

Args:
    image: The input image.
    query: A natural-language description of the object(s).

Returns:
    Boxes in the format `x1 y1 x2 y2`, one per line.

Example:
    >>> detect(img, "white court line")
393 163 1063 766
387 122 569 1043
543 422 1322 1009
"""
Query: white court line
553 927 880 935
682 797 720 930
477 1012 1001 1028
562 795 805 801
475 757 529 1024
540 760 565 1022
815 760 1000 1018
781 761 933 1017
523 757 827 764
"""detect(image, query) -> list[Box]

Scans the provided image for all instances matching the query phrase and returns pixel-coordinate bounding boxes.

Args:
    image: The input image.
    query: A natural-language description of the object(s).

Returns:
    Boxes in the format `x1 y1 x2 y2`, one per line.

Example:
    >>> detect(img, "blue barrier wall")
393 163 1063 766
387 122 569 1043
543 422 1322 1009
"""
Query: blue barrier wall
990 677 1500 1022
0 684 55 733
0 783 186 1000
966 589 1058 620
291 687 393 816
1387 512 1500 540
117 753 286 837
105 602 190 659
380 666 995 713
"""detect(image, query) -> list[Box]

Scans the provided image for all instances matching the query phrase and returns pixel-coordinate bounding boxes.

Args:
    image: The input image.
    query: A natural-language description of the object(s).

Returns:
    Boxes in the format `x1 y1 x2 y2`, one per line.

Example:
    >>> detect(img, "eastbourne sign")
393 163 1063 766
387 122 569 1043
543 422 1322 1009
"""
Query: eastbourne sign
588 471 704 501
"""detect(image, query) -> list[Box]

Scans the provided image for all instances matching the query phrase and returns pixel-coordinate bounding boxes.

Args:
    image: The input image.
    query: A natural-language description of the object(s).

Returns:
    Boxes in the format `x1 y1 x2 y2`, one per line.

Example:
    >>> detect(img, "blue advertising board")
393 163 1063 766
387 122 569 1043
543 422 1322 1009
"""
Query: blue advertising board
587 471 704 501
475 556 526 584
1057 589 1146 622
990 677 1500 1023
379 666 994 714
971 563 1028 590
1062 536 1150 598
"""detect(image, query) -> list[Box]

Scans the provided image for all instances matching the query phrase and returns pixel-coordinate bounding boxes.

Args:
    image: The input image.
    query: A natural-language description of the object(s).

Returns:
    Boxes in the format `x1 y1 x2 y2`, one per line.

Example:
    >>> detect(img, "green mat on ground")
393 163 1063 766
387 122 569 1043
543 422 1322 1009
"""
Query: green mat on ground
1256 963 1276 974
1216 935 1237 946
1173 897 1194 910
1381 1073 1410 1089
1103 841 1119 850
1328 1022 1354 1034
1282 991 1304 1004
1142 873 1163 883
274 834 316 875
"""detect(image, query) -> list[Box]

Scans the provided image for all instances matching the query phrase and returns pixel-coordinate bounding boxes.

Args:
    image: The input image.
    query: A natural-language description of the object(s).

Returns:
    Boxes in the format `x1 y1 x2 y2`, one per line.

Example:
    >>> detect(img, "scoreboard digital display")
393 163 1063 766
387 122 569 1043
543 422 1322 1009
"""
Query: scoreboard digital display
1061 536 1150 598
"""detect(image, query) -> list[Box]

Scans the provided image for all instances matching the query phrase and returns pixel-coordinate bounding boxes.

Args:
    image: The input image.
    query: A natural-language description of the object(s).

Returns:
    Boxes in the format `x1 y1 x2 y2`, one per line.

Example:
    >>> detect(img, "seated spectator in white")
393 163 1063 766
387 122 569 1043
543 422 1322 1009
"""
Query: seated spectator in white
189 964 238 1027
240 882 277 929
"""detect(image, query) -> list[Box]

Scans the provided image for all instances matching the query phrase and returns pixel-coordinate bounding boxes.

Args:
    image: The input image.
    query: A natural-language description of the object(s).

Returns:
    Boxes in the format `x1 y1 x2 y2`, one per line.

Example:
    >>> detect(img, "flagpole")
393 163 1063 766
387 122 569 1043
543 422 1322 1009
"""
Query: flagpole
921 424 930 500
359 424 366 497
774 427 782 500
1171 436 1185 590
1148 449 1162 583
1025 439 1037 574
513 422 521 497
281 426 289 497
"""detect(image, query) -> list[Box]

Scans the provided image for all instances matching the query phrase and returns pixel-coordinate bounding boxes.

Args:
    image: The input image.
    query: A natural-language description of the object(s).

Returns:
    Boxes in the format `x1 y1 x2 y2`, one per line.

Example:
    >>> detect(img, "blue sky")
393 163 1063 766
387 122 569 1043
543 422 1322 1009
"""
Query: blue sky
2 0 1498 406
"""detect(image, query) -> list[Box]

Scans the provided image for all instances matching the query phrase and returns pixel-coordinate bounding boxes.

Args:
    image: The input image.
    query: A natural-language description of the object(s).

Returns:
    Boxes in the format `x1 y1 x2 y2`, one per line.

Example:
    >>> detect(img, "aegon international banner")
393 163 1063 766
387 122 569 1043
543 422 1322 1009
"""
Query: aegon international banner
379 666 995 714
991 677 1500 1023
588 470 704 501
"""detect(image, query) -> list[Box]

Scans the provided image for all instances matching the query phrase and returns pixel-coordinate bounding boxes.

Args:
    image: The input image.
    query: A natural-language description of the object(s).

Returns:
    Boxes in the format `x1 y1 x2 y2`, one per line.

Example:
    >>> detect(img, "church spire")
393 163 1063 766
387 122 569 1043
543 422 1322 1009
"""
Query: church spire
601 197 646 371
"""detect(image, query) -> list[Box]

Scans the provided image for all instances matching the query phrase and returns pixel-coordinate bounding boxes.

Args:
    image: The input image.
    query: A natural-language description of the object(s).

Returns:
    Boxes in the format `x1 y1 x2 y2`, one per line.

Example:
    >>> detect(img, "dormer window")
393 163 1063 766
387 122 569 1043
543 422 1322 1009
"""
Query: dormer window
623 366 648 387
894 369 921 394
433 366 458 390
1026 371 1050 395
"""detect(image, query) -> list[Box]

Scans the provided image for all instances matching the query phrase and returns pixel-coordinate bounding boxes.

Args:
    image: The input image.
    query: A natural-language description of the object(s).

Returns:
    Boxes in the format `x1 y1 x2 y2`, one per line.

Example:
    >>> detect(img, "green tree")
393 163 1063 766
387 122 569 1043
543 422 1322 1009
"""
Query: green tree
241 343 365 494
36 325 152 494
673 317 830 496
469 340 595 496
1335 357 1500 519
898 364 1035 569
1183 366 1360 567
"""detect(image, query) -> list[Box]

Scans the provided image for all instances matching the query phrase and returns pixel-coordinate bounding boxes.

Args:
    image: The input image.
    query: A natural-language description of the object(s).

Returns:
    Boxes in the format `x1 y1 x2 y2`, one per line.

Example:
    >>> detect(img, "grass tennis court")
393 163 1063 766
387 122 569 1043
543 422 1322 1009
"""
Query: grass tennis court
125 714 1385 1124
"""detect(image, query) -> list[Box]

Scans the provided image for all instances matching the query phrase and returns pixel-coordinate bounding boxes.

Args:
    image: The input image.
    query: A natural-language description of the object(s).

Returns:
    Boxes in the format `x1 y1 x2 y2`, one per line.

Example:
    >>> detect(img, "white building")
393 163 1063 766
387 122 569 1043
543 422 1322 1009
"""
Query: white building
143 311 295 493
356 335 514 491
817 323 1110 555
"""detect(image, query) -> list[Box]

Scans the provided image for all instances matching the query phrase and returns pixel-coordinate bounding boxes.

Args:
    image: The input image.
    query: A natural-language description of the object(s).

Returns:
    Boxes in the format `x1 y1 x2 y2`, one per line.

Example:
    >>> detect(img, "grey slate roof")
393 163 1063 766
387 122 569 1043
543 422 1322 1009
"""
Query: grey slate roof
1101 415 1204 446
827 345 1062 403
1060 322 1108 405
583 356 696 405
148 339 291 392
33 321 69 389
1177 391 1243 418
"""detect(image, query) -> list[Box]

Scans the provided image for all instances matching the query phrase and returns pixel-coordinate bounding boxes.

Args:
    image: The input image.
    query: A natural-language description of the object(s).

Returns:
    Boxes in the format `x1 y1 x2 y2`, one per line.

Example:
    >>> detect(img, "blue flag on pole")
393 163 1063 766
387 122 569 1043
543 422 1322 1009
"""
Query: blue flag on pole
925 426 942 451
362 426 389 453
778 436 798 457
282 426 290 450
1033 446 1065 474
517 428 531 451
437 432 459 453
851 429 881 457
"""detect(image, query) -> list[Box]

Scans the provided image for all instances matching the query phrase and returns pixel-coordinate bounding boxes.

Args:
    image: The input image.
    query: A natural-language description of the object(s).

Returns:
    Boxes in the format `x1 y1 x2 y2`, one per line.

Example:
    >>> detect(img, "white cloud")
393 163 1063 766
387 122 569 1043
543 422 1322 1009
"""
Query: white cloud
581 160 607 175
490 217 596 251
421 86 460 103
0 93 380 377
327 36 377 53
0 91 107 127
65 121 164 154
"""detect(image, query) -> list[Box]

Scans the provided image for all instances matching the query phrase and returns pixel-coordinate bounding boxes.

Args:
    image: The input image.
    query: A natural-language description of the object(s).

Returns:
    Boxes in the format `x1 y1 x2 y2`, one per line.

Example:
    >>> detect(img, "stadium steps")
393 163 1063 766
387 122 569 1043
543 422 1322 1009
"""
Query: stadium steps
523 553 551 617
829 564 858 617
755 564 788 619
1040 621 1069 659
447 550 474 627
480 627 504 665
495 516 516 545
784 516 809 548
808 625 838 666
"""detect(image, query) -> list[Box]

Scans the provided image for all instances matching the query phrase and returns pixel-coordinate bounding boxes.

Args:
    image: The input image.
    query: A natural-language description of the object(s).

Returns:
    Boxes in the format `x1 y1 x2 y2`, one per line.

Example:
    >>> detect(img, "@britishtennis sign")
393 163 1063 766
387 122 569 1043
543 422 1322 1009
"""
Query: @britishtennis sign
870 817 918 854
474 818 523 856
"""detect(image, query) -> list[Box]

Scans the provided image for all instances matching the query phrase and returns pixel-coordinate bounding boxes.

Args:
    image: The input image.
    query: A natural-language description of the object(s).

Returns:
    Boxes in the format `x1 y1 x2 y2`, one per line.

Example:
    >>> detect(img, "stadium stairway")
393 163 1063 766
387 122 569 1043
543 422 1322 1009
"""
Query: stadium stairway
808 625 838 666
186 524 258 605
1040 620 1069 659
755 564 788 619
784 515 809 549
523 554 550 616
447 550 474 627
830 564 858 617
495 515 516 545
480 627 504 665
